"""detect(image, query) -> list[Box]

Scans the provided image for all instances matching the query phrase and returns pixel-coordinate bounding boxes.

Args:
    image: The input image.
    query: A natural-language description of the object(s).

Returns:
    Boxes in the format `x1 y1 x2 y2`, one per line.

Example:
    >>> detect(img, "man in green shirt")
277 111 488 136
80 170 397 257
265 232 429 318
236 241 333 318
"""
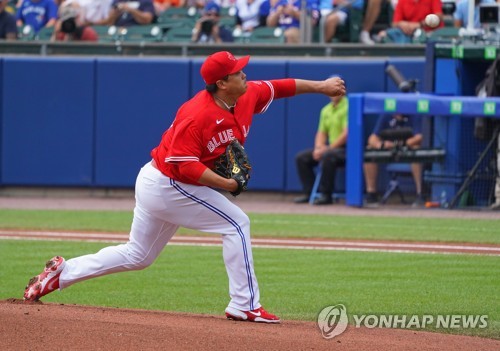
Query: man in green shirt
294 95 348 205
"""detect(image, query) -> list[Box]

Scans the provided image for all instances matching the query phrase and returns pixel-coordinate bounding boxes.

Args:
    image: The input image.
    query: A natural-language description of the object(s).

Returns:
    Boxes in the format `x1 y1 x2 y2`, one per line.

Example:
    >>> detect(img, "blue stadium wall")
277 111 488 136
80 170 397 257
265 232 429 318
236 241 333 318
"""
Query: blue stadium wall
0 56 425 192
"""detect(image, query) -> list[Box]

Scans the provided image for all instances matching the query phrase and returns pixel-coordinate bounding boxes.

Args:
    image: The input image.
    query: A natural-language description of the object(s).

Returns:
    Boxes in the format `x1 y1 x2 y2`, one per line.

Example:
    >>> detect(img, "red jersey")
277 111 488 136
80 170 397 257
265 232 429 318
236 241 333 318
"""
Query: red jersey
151 79 295 185
393 0 443 31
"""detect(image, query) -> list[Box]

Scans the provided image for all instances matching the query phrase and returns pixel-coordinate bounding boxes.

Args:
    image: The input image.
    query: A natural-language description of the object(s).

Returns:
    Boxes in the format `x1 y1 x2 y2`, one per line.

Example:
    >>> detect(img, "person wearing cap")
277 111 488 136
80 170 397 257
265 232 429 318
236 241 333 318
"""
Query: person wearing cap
92 0 155 27
191 1 233 43
23 51 345 324
53 2 98 41
0 0 17 40
16 0 58 33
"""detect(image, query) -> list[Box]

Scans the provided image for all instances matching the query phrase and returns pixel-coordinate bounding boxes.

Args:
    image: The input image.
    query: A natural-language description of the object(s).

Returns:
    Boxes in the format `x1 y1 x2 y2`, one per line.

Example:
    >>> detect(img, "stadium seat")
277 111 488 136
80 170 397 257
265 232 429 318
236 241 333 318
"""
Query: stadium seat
17 25 35 41
219 16 236 28
92 25 121 43
219 6 237 17
248 27 285 43
120 25 163 42
164 26 194 42
35 27 54 41
427 27 460 42
158 6 199 21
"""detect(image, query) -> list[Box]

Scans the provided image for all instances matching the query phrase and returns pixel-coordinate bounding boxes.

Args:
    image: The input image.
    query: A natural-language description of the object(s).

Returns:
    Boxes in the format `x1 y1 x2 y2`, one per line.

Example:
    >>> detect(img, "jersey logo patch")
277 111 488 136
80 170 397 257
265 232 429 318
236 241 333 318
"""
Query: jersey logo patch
216 118 224 124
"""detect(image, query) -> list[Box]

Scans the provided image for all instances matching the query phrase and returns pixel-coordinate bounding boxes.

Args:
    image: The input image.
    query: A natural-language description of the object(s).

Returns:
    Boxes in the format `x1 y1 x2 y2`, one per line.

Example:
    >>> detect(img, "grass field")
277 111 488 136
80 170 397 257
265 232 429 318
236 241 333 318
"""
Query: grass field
0 209 499 243
0 209 499 339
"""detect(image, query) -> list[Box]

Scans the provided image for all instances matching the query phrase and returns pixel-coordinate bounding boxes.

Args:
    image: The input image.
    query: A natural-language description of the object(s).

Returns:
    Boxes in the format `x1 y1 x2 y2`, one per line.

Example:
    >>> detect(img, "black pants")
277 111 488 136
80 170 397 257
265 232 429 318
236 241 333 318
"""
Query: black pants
295 147 346 197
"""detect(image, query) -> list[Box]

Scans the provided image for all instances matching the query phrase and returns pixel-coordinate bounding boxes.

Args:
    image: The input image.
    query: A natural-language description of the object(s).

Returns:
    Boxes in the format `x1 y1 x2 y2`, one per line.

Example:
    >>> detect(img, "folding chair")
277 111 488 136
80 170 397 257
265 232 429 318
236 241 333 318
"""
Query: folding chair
308 163 346 204
380 163 413 204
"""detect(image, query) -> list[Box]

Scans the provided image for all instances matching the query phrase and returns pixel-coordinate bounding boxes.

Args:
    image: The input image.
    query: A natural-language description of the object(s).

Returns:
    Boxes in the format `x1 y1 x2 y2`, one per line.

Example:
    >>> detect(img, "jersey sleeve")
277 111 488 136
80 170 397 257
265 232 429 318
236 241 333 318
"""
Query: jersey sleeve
164 118 208 182
251 78 296 114
165 118 203 164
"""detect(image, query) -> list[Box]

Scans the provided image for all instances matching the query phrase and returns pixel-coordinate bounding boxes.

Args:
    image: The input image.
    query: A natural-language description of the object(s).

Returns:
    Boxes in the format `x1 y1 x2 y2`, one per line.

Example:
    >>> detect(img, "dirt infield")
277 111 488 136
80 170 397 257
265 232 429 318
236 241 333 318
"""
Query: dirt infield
1 192 499 350
1 299 499 351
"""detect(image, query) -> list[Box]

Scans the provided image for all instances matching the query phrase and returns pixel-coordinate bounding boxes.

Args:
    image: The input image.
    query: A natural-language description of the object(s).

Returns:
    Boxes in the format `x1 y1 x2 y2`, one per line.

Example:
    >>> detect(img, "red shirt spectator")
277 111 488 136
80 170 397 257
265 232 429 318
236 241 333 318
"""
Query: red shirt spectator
393 0 443 32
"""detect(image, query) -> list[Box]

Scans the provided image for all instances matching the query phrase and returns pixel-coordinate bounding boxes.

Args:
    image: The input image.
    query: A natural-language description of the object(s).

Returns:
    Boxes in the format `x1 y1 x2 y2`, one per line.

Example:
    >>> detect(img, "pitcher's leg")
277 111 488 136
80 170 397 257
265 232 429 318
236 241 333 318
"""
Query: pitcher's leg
222 225 260 311
60 205 178 289
168 179 260 311
59 163 179 289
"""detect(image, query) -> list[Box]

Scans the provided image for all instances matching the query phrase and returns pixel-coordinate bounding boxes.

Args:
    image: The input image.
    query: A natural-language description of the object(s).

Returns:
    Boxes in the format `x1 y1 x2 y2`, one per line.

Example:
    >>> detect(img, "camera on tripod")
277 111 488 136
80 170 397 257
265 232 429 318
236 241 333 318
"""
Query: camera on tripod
385 64 418 93
201 19 215 35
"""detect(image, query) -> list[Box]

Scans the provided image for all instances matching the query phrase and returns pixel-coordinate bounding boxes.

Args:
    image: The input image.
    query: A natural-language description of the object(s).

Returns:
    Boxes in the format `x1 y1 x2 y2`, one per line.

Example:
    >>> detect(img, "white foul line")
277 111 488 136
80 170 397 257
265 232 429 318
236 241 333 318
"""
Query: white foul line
0 230 499 256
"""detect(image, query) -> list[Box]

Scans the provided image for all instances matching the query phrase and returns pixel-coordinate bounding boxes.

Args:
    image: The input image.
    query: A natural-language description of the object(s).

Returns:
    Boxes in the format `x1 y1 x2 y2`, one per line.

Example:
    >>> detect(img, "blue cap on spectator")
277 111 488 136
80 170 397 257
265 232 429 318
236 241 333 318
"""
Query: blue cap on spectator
204 2 220 15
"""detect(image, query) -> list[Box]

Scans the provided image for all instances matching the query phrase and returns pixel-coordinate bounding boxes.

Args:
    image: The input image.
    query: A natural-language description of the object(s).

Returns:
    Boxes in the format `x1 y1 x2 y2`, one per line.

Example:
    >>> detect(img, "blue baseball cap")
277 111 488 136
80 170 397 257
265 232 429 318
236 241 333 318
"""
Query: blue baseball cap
204 2 220 15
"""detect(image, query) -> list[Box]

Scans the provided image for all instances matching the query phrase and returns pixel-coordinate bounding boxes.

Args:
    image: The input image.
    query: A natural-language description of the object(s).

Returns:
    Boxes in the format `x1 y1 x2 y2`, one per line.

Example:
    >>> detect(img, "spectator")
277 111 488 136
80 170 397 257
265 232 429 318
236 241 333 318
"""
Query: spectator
364 113 424 207
192 1 233 42
153 0 186 16
16 0 58 33
295 95 348 205
323 0 363 43
66 0 113 24
266 0 319 43
0 0 17 40
53 2 98 41
92 0 155 27
454 0 495 29
234 0 266 33
375 0 442 43
359 0 384 44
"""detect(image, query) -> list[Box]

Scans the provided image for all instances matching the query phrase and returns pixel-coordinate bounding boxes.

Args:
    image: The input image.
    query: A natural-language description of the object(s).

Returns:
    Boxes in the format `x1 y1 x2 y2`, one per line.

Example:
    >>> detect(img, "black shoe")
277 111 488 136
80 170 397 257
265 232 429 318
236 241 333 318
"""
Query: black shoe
313 194 333 205
294 195 310 204
491 202 500 211
412 194 425 208
364 192 379 207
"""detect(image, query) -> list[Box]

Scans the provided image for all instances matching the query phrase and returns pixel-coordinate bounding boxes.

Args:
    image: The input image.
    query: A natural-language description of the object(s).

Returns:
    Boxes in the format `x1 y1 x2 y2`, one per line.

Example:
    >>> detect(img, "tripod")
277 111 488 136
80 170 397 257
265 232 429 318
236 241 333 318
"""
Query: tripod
449 125 500 209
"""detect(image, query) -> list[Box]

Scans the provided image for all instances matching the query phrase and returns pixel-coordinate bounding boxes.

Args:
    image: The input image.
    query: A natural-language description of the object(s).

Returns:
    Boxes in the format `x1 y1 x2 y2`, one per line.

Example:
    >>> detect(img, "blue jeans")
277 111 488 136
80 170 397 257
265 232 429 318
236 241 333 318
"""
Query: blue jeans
385 28 412 44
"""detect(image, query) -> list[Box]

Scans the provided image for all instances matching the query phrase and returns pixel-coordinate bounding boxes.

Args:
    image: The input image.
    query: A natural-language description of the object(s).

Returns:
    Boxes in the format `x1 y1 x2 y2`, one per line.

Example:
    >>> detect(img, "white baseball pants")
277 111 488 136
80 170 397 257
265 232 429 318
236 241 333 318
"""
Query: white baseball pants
59 161 261 311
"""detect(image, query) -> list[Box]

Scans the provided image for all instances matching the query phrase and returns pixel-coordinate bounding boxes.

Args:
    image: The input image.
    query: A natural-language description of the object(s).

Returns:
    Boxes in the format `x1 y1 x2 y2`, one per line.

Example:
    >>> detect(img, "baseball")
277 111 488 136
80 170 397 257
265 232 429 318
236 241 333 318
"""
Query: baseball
424 14 440 28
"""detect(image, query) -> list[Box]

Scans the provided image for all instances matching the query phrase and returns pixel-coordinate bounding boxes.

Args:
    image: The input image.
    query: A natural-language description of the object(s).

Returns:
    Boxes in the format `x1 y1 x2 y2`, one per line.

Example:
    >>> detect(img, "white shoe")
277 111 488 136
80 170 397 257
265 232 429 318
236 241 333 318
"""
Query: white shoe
359 31 375 45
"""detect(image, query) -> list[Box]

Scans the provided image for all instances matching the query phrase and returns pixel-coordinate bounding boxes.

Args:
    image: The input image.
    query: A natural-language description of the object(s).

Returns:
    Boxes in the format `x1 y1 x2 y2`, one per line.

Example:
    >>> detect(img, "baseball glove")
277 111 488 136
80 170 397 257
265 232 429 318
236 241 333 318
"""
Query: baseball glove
213 139 252 196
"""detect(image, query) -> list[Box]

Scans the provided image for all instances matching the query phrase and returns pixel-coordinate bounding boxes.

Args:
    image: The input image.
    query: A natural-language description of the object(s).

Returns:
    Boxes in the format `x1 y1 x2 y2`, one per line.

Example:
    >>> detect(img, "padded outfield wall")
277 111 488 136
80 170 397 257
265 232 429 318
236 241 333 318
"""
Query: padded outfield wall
0 56 425 192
